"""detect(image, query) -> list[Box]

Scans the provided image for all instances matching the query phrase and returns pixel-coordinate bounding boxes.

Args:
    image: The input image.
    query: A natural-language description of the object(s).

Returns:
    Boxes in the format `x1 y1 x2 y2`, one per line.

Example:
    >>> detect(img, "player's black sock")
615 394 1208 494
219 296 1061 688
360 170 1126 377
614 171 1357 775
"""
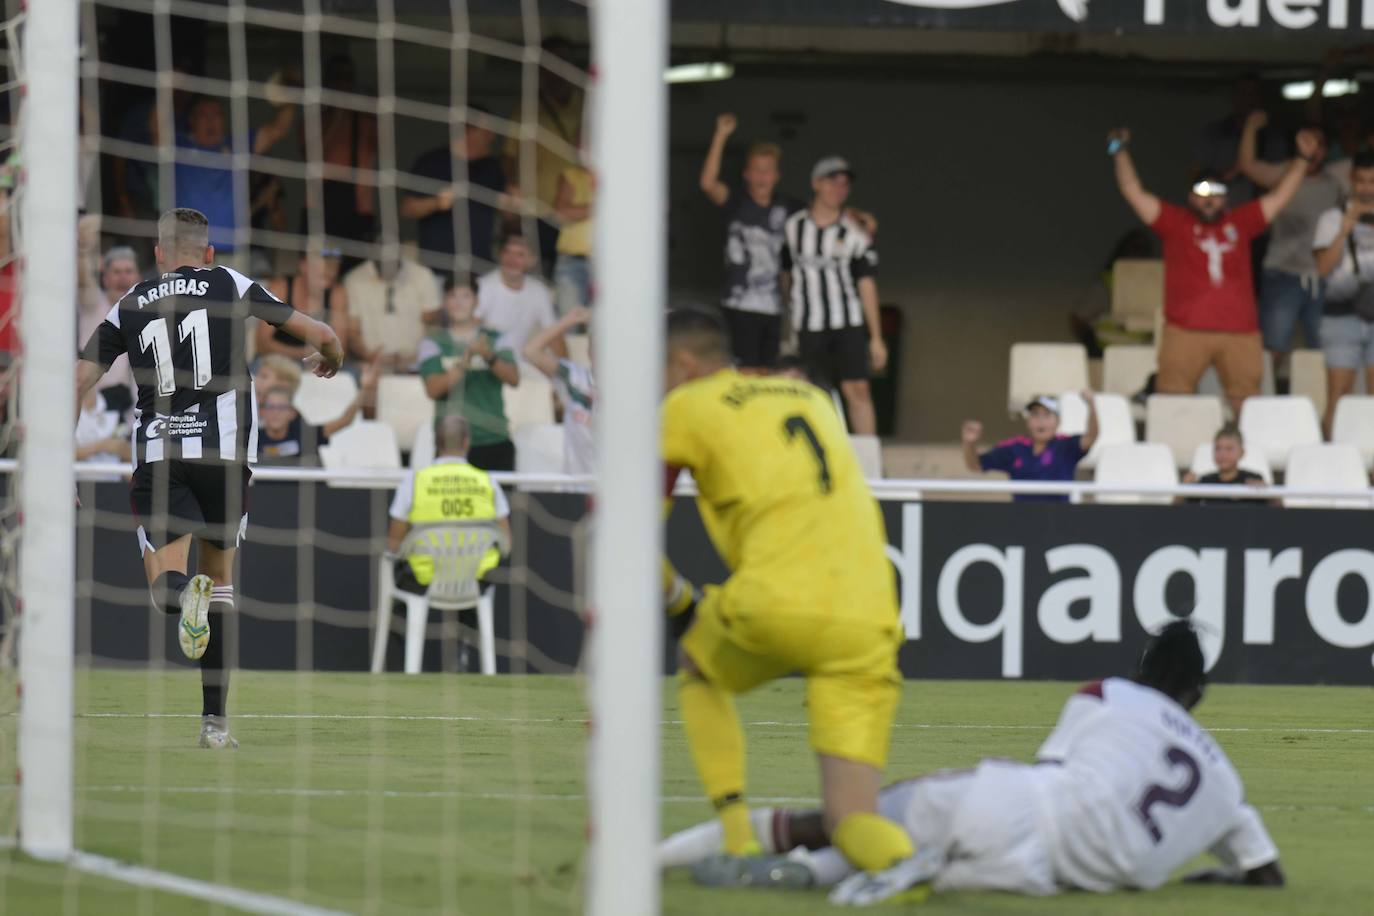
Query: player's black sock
201 588 236 718
149 571 192 616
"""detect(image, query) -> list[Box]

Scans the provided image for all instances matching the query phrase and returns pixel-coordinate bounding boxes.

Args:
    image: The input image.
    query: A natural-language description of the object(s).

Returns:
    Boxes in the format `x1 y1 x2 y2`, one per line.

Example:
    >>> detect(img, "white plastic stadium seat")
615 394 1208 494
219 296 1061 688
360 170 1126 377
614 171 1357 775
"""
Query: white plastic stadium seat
373 521 504 674
1238 396 1322 472
513 423 566 476
1110 259 1163 333
1188 442 1273 484
409 423 436 469
1007 343 1089 416
1058 392 1135 471
1331 396 1374 470
320 421 401 487
1093 443 1177 505
376 374 434 456
1283 444 1371 509
504 371 556 431
1289 350 1326 420
294 371 358 427
1145 395 1225 469
850 434 883 480
566 333 591 368
1101 345 1155 399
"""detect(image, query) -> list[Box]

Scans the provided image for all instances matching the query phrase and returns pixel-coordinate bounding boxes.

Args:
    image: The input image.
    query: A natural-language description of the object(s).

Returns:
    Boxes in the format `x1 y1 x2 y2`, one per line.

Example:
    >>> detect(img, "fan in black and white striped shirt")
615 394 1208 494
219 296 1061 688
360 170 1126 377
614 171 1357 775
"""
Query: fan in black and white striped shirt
780 156 886 435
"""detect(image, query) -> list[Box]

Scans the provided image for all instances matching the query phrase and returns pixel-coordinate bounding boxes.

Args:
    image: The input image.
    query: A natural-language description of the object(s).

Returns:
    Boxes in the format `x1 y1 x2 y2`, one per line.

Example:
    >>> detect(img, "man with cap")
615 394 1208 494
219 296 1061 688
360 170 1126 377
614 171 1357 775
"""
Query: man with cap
961 392 1098 503
1107 126 1317 417
780 156 885 435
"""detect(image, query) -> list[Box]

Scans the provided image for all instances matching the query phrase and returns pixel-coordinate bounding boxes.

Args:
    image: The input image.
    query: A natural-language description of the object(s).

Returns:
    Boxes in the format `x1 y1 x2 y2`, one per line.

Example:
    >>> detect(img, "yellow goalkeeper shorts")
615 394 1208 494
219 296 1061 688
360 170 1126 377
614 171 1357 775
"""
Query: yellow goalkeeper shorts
680 579 903 770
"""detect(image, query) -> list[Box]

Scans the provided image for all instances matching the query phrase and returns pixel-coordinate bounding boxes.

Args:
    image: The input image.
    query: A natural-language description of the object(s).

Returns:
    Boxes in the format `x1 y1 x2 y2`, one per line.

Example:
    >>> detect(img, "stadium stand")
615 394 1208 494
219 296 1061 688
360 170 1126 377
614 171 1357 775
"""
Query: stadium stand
1331 396 1374 470
513 423 567 476
294 371 360 428
566 333 591 368
319 420 403 487
1289 349 1327 419
376 374 435 456
1145 394 1226 469
1239 396 1322 473
1109 258 1163 333
1101 344 1155 399
1282 444 1371 509
1059 391 1134 470
1188 440 1273 484
1093 442 1177 505
504 371 557 430
850 434 884 479
1006 342 1089 416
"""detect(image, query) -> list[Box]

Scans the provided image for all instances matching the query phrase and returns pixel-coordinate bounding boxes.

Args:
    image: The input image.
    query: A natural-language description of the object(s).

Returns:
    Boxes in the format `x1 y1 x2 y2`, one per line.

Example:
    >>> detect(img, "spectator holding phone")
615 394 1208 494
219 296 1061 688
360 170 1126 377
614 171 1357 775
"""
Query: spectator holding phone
1313 151 1374 436
961 393 1098 503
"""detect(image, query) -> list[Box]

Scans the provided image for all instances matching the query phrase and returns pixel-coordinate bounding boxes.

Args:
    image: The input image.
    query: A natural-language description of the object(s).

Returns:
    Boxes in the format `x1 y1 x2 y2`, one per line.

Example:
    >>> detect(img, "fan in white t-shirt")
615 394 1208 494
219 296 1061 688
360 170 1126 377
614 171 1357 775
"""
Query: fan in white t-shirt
522 305 595 475
662 621 1285 906
476 233 561 354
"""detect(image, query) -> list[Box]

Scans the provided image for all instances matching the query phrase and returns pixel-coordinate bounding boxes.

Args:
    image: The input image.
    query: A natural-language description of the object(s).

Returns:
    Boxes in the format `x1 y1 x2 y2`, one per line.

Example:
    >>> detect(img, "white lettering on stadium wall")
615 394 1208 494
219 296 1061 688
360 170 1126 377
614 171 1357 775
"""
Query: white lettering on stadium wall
887 0 1374 30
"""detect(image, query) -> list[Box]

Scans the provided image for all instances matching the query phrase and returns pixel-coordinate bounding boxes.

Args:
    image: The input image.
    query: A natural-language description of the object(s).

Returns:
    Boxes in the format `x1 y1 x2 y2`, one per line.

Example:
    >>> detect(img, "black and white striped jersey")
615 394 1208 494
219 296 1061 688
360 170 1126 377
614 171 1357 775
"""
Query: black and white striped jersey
780 210 879 333
80 264 296 467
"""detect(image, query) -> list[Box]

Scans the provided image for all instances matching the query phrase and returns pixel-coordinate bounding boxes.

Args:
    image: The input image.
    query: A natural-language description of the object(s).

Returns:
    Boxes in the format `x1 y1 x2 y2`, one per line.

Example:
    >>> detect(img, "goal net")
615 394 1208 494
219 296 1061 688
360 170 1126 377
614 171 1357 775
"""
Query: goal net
2 0 665 913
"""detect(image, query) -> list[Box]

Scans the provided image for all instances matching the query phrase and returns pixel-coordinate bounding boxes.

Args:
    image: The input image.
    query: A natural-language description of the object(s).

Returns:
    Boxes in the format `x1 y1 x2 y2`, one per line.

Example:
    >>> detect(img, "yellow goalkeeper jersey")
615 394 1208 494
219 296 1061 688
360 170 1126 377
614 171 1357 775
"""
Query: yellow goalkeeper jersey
662 368 896 622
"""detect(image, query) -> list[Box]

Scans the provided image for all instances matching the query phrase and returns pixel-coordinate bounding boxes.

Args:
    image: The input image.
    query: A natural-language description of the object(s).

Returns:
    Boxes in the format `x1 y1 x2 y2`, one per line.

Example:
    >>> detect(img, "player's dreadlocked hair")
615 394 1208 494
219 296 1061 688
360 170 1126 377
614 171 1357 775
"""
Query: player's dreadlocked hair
1136 619 1206 710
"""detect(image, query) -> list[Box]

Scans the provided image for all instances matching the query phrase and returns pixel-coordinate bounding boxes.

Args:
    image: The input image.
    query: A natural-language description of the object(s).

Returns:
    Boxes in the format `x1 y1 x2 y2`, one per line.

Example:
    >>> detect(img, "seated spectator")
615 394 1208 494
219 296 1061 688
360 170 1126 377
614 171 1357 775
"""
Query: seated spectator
1108 125 1317 417
961 394 1098 503
256 358 376 465
401 104 511 282
419 277 519 471
552 158 593 316
254 352 303 403
1312 152 1374 437
259 247 351 362
522 305 595 474
1181 424 1267 506
386 415 511 671
476 233 562 357
78 236 139 392
343 248 441 371
75 386 132 472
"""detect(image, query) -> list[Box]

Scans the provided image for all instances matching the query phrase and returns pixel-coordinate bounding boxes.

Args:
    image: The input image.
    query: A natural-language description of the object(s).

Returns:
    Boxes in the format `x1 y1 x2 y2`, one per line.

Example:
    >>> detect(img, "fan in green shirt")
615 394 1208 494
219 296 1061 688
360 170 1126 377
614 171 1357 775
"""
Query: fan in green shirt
419 279 521 470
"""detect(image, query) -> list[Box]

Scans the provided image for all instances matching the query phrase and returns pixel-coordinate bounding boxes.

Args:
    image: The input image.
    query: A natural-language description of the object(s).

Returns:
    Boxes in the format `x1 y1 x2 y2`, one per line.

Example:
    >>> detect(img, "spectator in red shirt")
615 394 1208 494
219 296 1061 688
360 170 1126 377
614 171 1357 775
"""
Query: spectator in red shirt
1108 126 1318 416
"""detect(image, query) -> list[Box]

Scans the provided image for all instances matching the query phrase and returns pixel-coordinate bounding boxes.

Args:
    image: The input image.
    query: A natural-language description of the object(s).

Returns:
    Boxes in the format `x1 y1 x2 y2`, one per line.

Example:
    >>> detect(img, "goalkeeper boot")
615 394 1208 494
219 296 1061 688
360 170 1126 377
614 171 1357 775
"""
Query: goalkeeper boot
827 845 943 907
178 574 213 661
691 849 814 890
198 715 238 750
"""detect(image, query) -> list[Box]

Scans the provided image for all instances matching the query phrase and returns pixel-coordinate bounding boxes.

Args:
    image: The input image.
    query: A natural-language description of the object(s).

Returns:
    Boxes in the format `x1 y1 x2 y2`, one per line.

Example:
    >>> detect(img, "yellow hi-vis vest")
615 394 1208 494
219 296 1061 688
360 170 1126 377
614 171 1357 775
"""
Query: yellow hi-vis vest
406 461 500 586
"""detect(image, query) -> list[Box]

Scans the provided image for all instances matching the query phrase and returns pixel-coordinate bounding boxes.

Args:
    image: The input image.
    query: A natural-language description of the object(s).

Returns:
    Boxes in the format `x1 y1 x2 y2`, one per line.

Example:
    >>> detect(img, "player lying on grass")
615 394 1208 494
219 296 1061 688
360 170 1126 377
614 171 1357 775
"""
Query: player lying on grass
661 621 1284 905
660 309 918 902
75 207 343 749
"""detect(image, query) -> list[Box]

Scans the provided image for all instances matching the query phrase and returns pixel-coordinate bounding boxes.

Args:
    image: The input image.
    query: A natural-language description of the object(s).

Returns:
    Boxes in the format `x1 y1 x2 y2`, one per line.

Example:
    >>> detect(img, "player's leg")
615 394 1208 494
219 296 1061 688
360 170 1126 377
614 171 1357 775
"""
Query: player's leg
836 327 876 435
132 462 215 659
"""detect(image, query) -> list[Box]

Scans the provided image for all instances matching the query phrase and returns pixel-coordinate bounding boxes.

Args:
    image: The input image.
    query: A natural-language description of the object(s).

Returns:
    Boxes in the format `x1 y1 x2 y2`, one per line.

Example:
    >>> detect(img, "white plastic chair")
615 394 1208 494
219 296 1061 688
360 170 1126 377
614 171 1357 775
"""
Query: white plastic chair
376 375 435 456
1058 392 1135 470
1007 343 1089 416
373 521 505 674
1283 444 1371 509
1331 396 1374 470
513 422 566 475
1093 442 1177 505
1239 396 1322 472
504 372 556 431
1145 395 1225 469
1110 259 1163 333
409 423 436 469
1188 441 1273 484
1289 350 1327 420
319 421 401 487
1101 345 1156 399
294 372 359 427
850 434 883 480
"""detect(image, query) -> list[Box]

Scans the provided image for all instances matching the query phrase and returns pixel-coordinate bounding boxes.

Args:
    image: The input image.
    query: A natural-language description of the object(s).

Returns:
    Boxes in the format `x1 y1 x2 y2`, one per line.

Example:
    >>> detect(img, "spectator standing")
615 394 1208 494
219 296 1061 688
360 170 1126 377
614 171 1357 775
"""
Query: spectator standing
343 250 441 370
1239 113 1342 386
420 277 520 471
780 156 886 435
961 394 1098 503
552 159 594 316
256 359 376 465
77 236 139 392
1181 424 1266 505
306 55 378 255
1194 75 1288 207
1109 127 1316 417
403 106 512 283
259 247 351 363
1313 152 1374 436
699 114 799 372
386 415 511 671
523 305 595 475
476 234 562 357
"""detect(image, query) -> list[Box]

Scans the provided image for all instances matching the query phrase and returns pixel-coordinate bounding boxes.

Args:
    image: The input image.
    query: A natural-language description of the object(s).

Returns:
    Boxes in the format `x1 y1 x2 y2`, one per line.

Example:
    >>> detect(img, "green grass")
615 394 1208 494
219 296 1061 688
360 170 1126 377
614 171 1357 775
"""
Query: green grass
0 672 1370 915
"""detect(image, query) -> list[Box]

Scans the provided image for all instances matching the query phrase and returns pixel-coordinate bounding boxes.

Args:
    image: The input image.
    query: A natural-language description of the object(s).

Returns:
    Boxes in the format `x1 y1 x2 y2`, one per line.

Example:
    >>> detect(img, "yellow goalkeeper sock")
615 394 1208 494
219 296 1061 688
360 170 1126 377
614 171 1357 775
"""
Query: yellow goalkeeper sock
832 812 915 873
678 672 758 855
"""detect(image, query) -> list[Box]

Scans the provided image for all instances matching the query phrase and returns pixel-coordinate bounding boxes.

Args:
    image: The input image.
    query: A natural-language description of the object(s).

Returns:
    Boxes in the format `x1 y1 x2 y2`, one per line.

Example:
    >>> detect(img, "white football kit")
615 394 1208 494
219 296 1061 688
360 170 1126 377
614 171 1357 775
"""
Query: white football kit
806 678 1279 894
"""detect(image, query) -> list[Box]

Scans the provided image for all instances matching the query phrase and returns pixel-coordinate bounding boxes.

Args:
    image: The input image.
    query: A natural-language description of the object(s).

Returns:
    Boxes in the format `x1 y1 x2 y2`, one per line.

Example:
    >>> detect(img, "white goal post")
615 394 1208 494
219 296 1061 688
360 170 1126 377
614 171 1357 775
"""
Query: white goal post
17 0 79 862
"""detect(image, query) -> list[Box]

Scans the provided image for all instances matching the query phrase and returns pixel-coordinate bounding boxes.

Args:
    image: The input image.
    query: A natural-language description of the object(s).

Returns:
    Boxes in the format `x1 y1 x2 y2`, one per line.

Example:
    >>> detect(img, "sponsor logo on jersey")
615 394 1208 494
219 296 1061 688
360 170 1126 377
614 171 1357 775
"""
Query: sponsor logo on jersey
142 412 210 439
136 277 211 308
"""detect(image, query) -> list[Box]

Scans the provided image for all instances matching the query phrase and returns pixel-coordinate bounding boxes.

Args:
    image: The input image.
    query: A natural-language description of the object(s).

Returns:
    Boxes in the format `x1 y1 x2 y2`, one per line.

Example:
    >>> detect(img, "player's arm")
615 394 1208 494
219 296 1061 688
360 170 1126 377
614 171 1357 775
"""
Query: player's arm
74 359 105 426
521 306 589 379
698 113 735 207
1109 130 1161 225
74 315 125 423
1260 129 1320 224
852 240 886 372
1079 390 1100 453
1187 802 1285 887
960 420 984 472
1237 111 1286 190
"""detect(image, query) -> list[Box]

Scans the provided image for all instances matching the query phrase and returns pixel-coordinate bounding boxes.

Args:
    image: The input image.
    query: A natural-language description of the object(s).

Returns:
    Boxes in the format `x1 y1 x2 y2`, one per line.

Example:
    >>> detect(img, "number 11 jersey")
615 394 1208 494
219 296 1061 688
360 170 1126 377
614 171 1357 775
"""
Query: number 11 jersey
81 265 294 467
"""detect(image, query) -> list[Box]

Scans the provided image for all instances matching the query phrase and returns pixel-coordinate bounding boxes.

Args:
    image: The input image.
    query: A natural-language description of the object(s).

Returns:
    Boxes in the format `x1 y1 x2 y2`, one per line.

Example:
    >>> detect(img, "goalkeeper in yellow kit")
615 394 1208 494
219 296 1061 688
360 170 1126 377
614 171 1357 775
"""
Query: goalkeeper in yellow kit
661 310 918 901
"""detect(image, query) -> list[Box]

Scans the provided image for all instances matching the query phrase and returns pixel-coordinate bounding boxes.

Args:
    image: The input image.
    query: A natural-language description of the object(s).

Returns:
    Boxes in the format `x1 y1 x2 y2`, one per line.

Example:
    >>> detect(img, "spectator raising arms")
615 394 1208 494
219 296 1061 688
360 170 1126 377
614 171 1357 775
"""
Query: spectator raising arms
259 247 351 362
1109 126 1317 417
476 234 563 357
523 305 595 475
420 277 520 472
962 393 1098 503
257 358 378 465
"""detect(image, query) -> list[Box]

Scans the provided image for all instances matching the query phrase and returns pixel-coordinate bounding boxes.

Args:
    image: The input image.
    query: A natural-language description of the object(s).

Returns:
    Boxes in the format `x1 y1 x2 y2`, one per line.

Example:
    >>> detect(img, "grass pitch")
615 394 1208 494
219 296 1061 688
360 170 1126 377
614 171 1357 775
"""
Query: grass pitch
0 671 1370 915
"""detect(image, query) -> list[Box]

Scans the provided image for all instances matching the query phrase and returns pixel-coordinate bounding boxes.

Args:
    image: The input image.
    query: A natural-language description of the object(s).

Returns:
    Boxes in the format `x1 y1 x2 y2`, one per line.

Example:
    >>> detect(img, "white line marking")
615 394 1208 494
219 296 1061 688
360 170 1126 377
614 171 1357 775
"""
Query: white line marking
74 713 1374 734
